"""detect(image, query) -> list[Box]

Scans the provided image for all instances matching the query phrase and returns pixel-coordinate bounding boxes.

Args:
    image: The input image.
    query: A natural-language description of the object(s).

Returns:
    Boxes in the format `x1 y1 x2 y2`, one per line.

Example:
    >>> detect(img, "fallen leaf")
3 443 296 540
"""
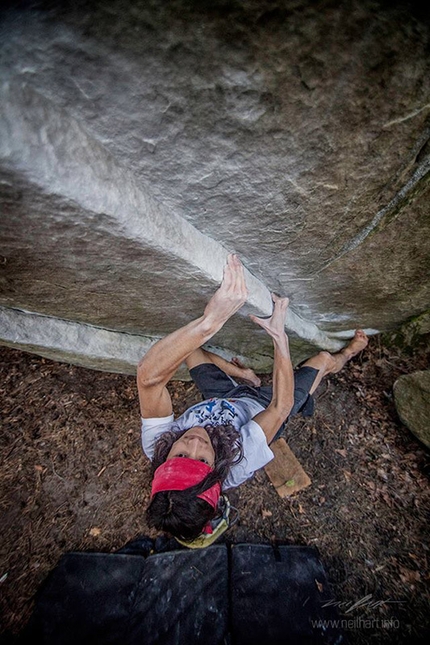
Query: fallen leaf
399 567 421 584
262 509 272 518
343 470 352 482
89 527 101 537
380 490 393 507
315 579 324 592
335 449 347 458
377 468 388 481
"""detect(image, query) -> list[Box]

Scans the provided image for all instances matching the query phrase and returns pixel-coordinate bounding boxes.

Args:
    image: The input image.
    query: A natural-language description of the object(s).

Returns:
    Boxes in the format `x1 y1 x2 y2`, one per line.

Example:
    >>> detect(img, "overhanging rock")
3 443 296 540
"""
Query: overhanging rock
0 81 345 373
0 306 255 378
1 1 429 374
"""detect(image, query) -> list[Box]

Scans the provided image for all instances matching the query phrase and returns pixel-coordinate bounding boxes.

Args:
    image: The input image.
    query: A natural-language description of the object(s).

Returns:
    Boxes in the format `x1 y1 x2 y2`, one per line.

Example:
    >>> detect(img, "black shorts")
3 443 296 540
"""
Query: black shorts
188 362 318 442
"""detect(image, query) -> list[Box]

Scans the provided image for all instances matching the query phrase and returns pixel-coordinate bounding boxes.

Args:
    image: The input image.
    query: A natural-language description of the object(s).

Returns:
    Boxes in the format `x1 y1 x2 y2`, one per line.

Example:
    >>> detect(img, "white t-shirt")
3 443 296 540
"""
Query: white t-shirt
141 396 274 489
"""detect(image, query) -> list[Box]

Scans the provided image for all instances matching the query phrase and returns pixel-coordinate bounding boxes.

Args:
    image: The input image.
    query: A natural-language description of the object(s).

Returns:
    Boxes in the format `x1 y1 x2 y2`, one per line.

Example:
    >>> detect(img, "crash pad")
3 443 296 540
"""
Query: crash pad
19 541 342 645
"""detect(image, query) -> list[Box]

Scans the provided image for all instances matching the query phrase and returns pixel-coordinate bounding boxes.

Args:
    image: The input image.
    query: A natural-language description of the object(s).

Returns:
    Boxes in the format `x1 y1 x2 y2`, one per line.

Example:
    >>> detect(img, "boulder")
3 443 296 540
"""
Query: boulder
393 371 430 449
383 310 430 355
1 0 429 372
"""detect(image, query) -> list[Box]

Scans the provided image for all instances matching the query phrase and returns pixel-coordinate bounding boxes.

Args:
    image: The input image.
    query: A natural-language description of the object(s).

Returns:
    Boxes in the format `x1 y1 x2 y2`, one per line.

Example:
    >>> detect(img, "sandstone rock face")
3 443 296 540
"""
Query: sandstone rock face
0 306 258 377
393 371 430 449
1 1 429 373
383 309 430 355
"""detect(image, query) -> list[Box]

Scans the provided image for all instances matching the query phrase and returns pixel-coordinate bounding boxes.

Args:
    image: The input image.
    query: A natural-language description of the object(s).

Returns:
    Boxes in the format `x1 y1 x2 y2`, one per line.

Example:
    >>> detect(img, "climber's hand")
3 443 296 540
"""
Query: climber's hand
250 293 289 341
203 254 248 328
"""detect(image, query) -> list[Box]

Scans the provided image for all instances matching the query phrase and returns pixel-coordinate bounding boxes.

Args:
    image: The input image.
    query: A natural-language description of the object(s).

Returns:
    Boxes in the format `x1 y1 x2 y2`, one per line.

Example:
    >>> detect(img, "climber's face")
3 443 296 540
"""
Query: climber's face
166 426 215 467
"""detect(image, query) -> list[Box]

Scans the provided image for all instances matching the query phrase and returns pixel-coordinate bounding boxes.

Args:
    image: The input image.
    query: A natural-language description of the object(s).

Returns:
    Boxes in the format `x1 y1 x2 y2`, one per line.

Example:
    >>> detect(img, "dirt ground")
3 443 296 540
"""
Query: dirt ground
0 336 429 644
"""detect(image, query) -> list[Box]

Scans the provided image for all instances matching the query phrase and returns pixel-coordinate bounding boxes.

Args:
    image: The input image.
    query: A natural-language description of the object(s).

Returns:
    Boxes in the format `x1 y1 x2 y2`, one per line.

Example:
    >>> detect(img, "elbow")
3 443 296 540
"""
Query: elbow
285 404 294 420
280 404 293 422
284 397 294 417
137 360 163 388
271 399 294 422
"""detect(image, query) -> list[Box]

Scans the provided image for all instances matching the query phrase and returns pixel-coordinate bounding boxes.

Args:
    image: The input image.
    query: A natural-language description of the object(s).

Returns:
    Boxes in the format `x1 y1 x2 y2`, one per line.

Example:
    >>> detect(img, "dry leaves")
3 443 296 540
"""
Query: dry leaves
89 527 101 537
399 567 421 585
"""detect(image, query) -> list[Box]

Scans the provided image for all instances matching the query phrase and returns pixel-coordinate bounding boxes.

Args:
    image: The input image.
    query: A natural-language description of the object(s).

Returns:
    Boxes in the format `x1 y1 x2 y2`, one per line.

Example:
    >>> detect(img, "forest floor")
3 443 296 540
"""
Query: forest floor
0 336 429 644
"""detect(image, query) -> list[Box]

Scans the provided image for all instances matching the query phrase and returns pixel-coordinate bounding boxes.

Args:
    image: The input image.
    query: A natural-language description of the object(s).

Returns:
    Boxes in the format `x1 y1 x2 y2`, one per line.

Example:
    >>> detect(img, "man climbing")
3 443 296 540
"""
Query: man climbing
137 254 368 543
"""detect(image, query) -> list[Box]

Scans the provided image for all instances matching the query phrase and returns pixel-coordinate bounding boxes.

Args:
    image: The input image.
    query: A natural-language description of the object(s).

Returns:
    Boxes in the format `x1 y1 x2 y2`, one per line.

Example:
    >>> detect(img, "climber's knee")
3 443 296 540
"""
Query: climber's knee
302 350 336 375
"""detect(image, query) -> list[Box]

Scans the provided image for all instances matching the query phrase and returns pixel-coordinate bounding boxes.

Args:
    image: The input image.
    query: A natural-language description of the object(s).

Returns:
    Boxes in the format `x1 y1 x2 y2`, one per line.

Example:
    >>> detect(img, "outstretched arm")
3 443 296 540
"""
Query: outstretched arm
250 295 294 444
137 254 248 418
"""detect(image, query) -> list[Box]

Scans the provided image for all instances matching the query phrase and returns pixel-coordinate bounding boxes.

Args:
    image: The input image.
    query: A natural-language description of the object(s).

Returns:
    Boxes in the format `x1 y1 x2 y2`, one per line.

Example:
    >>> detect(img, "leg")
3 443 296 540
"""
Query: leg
186 349 261 386
185 348 215 370
303 330 369 395
185 349 239 400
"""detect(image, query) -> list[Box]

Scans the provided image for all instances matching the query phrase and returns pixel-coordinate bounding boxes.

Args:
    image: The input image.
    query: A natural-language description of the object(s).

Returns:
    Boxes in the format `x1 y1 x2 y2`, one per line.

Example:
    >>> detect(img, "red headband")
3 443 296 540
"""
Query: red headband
151 458 221 508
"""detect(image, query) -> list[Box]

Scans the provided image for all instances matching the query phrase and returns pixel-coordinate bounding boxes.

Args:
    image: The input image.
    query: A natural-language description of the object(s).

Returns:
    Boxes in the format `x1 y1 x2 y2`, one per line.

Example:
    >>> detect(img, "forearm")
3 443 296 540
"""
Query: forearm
137 315 222 387
269 333 294 414
252 333 294 443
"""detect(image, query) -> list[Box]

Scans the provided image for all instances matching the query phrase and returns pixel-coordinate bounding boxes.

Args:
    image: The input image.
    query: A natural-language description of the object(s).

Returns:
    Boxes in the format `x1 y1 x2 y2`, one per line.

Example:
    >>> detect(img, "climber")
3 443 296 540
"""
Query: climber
137 254 368 544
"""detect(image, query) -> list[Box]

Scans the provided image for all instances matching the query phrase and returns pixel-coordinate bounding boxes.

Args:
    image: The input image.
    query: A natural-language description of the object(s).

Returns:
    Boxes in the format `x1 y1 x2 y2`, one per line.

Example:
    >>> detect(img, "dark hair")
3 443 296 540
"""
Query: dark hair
146 423 242 540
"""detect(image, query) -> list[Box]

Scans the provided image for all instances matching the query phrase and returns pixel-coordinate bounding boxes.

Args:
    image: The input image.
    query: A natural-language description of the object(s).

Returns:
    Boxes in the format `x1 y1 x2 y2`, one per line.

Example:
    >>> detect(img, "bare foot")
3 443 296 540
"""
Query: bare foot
231 357 261 387
341 330 369 361
305 330 369 382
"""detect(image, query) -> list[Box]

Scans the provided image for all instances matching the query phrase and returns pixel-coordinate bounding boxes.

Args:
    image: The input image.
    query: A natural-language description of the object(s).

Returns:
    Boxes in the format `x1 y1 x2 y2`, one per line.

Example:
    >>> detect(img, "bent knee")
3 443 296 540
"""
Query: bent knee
304 350 336 374
185 348 210 370
317 351 337 372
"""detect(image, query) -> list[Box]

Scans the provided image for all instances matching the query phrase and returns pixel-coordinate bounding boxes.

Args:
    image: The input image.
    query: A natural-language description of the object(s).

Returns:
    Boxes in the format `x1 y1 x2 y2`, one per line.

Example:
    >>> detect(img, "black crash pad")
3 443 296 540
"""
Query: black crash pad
231 545 341 645
19 542 343 645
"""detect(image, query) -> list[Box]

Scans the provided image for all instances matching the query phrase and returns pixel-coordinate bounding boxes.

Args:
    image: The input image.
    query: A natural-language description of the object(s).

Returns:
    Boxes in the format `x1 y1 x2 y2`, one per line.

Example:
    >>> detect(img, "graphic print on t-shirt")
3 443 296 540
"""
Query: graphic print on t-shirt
187 398 238 425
